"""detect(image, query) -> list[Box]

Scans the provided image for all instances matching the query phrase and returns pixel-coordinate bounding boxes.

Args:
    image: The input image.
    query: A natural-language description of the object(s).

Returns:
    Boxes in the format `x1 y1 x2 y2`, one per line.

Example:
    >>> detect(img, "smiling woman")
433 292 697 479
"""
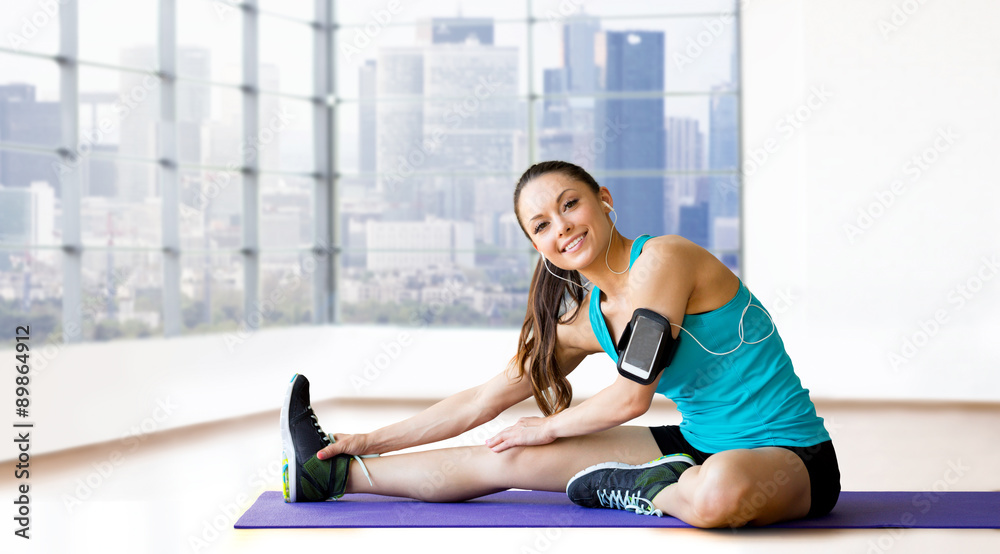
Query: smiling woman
280 160 840 529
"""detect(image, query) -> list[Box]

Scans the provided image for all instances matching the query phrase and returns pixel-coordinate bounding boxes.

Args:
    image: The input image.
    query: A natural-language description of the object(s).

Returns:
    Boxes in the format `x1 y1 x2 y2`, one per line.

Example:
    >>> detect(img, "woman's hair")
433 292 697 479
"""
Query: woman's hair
509 161 602 416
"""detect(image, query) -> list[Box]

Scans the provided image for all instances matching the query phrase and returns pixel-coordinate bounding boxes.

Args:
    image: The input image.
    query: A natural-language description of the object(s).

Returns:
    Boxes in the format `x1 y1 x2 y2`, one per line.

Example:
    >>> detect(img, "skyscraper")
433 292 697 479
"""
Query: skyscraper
0 182 55 244
118 46 212 202
177 47 212 165
0 84 60 192
359 59 377 176
562 15 600 94
678 202 709 247
422 31 517 223
541 68 568 129
706 45 741 249
117 46 160 202
426 18 495 45
597 30 666 238
375 18 517 222
665 116 704 236
375 48 424 219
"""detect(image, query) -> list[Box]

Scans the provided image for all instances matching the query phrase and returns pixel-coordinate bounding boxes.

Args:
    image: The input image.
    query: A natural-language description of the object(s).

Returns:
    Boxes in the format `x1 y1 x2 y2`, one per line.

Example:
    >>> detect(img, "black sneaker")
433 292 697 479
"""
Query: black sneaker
280 374 353 502
566 453 696 516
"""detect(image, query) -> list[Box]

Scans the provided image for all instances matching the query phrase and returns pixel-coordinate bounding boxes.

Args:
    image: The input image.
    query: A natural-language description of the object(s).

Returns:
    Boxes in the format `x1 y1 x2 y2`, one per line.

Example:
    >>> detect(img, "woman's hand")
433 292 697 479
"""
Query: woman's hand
316 433 371 460
485 416 556 453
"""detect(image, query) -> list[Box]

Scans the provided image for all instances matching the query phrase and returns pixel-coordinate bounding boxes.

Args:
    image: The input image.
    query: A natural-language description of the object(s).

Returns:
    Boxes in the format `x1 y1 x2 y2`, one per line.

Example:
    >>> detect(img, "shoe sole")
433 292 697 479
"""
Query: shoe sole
280 374 299 502
565 453 696 495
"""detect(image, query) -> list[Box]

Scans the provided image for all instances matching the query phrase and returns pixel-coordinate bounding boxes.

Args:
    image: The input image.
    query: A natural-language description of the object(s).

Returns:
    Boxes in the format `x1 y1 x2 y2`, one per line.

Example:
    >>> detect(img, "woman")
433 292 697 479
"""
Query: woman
280 161 840 528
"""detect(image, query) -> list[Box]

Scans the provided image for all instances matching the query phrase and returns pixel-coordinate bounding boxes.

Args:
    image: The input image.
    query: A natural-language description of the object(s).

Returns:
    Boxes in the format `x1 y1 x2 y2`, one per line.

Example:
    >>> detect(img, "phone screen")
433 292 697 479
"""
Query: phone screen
623 315 664 374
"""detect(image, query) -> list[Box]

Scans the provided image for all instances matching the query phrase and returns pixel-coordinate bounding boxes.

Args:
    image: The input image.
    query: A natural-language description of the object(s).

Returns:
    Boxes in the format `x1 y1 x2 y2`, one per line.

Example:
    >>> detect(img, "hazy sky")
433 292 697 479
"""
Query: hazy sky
2 0 737 94
2 0 738 171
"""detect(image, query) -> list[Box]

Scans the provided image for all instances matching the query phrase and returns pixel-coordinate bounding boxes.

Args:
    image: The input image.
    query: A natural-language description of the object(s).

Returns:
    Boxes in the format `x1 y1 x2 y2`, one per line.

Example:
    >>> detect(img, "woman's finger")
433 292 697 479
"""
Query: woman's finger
489 436 511 453
485 430 506 448
316 441 341 460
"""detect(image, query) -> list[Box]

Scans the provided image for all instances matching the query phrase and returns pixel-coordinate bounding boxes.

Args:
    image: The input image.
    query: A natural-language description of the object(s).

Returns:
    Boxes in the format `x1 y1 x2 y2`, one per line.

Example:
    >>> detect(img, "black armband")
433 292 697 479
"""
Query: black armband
615 308 680 385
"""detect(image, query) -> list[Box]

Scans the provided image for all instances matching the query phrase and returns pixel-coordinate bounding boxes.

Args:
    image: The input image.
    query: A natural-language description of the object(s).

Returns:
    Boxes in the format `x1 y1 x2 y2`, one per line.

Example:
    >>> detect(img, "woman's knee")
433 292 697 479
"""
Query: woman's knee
688 456 755 528
477 444 532 486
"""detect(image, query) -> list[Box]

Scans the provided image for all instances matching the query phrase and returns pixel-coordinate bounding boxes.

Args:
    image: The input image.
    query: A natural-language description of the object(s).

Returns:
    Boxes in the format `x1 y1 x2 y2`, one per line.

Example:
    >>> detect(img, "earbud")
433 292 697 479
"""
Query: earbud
602 201 612 210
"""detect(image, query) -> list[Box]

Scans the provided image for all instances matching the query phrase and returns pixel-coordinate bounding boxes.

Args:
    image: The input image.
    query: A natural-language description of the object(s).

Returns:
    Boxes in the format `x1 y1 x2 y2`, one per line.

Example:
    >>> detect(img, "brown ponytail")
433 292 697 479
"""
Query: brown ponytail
509 161 602 416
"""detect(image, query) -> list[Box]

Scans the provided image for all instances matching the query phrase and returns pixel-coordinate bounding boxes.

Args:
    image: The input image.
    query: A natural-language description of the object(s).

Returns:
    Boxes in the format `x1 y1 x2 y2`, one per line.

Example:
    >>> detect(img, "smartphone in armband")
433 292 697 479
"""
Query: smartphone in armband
615 308 680 386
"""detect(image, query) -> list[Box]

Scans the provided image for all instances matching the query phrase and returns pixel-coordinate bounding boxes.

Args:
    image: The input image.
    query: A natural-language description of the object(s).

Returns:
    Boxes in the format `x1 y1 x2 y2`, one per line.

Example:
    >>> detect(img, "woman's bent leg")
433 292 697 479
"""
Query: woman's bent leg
341 428 815 529
344 425 664 502
650 446 812 528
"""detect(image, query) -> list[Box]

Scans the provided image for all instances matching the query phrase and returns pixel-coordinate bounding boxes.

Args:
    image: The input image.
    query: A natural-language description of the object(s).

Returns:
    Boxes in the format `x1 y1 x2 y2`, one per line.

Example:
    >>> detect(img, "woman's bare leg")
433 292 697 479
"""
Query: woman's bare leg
650 446 812 527
343 425 663 502
343 428 813 528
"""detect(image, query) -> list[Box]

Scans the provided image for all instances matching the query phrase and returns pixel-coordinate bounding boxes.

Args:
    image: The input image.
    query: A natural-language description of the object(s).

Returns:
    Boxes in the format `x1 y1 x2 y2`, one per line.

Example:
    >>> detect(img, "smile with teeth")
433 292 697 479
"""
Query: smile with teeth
563 232 586 252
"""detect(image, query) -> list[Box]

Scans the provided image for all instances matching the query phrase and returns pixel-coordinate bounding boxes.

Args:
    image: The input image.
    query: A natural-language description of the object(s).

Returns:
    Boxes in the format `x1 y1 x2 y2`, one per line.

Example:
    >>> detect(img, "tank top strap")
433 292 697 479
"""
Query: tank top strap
629 234 653 268
588 234 651 361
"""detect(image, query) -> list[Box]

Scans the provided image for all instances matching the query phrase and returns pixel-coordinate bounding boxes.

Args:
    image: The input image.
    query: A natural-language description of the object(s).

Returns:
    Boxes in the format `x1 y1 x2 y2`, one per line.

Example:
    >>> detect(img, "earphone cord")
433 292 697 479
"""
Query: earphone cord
540 212 776 355
670 294 776 356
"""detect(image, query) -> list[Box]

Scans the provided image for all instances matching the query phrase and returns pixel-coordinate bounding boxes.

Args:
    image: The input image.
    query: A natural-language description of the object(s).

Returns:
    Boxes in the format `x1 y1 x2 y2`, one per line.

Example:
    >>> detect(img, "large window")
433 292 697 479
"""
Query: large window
0 0 741 342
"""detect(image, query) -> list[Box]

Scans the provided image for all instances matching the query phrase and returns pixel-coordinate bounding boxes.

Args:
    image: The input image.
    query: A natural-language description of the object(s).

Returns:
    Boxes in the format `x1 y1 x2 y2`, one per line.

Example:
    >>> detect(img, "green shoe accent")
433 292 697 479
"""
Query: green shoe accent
634 462 687 498
299 454 353 501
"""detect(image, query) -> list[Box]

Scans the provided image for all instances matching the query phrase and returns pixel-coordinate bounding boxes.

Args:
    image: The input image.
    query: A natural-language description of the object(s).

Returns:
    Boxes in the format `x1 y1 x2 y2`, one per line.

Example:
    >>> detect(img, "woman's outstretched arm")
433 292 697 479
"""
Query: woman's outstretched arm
484 373 659 452
316 361 535 460
487 238 696 452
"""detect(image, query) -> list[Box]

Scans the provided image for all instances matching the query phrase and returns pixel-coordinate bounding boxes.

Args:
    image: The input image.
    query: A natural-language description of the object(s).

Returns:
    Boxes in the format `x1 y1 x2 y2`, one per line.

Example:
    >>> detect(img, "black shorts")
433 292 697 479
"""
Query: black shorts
648 425 841 520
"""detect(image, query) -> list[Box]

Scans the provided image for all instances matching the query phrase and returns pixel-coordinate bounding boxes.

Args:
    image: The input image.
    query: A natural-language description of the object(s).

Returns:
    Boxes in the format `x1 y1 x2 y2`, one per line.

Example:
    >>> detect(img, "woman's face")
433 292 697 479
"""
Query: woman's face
517 172 611 270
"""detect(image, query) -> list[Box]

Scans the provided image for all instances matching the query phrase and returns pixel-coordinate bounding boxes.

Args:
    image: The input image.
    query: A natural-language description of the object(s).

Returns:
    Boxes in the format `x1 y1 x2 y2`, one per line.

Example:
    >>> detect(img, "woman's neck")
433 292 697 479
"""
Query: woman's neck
579 232 633 301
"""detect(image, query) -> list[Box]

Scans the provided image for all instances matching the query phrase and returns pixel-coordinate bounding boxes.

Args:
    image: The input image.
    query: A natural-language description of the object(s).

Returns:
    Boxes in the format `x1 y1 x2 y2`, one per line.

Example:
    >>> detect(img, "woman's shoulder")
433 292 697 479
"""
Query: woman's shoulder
641 233 697 253
633 234 740 315
631 234 700 276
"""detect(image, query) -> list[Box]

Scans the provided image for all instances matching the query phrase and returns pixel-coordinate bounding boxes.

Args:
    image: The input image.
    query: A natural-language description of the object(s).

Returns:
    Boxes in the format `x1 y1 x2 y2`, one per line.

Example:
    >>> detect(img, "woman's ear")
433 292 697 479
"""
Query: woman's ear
598 187 613 208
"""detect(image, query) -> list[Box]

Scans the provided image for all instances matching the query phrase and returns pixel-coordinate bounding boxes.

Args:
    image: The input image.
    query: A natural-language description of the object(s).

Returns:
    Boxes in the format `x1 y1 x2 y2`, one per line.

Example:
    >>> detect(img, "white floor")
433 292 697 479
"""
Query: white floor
4 398 1000 554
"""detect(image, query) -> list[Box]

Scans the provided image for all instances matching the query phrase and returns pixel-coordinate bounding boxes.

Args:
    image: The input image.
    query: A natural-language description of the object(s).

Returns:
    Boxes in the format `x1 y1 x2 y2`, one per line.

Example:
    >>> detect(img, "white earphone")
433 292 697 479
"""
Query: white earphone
540 199 776 358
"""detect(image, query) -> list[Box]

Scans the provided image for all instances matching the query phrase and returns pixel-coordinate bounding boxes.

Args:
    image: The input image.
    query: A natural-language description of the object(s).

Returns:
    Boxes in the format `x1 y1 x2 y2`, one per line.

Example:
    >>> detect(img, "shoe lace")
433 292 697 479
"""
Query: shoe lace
309 407 375 487
597 489 663 517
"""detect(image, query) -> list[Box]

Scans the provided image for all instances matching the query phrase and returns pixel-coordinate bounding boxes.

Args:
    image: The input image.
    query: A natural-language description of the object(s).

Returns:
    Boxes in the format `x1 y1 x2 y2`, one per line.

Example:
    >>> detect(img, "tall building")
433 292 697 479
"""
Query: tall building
706 45 741 248
425 18 495 45
562 15 600 94
665 116 704 236
177 47 212 165
119 46 212 202
423 37 517 223
375 48 424 216
359 59 377 175
597 30 666 238
422 43 518 173
375 18 517 224
541 68 571 132
535 17 601 169
708 88 738 174
117 46 160 202
0 182 55 244
78 92 121 197
0 84 61 192
678 202 709 248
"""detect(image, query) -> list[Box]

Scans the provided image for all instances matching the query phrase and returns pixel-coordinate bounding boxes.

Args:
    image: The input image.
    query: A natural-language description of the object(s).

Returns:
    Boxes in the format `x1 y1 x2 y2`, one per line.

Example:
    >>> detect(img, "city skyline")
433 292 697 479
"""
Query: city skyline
0 10 742 342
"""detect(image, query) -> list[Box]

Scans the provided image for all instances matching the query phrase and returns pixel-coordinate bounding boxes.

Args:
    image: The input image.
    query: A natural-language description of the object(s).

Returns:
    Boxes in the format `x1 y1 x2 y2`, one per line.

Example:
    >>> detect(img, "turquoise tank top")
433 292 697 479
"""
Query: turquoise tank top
588 234 831 453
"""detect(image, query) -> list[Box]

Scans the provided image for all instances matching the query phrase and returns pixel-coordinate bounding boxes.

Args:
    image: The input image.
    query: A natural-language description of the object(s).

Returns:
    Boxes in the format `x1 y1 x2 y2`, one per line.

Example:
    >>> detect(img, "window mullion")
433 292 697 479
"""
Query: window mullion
527 0 536 165
160 0 181 337
311 0 333 325
59 0 82 343
243 0 261 330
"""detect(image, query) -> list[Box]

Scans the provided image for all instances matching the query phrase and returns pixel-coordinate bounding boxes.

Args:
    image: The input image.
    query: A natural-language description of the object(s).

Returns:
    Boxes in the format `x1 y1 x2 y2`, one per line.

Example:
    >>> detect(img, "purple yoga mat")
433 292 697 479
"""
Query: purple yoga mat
234 490 1000 529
